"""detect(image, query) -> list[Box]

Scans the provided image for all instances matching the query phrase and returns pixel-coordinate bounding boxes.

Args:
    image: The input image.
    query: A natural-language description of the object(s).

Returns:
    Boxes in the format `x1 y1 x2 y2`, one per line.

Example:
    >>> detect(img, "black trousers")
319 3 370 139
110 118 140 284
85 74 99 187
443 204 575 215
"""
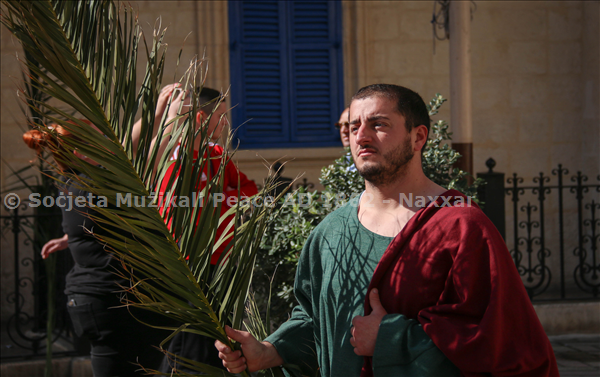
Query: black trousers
158 331 226 374
67 293 168 377
158 264 228 375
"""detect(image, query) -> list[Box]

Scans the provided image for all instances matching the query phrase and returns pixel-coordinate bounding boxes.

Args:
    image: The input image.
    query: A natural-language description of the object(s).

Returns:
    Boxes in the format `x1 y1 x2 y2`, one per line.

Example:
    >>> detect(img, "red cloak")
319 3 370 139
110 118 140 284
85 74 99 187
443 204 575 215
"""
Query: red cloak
362 190 559 376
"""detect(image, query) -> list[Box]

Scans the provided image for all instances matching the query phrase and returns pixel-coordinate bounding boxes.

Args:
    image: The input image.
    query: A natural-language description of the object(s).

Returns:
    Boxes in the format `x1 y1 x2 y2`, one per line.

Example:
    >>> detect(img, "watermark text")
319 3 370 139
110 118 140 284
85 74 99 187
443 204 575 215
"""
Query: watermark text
3 192 474 211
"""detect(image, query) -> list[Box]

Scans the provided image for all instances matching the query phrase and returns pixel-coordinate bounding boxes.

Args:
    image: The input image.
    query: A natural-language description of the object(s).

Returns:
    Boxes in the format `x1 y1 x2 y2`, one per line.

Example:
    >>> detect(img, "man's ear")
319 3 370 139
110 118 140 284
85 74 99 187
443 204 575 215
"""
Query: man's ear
413 125 429 152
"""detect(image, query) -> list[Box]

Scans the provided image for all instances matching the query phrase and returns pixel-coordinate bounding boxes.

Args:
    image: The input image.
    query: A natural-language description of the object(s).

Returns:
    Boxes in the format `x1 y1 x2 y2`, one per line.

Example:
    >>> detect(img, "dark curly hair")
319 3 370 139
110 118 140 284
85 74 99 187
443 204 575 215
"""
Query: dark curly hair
351 84 430 135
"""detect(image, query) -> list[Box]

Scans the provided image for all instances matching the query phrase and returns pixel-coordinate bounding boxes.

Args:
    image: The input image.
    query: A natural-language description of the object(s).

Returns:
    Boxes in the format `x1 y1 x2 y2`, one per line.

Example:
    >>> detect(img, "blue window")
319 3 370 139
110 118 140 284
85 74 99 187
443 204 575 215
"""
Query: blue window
228 0 344 149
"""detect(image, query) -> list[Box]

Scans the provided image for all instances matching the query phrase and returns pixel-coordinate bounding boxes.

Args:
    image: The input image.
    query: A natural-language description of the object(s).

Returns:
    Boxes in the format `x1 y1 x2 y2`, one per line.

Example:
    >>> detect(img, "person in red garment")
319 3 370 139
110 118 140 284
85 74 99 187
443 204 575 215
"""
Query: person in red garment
215 84 559 377
153 85 258 372
155 85 258 264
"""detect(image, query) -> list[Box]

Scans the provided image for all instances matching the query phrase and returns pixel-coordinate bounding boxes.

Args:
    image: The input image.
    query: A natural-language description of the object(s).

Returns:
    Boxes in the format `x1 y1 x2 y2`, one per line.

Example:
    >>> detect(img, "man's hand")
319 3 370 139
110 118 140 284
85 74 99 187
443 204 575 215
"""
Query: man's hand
131 83 182 151
41 234 69 259
156 83 182 124
147 85 189 174
215 326 284 374
350 288 387 356
165 85 188 124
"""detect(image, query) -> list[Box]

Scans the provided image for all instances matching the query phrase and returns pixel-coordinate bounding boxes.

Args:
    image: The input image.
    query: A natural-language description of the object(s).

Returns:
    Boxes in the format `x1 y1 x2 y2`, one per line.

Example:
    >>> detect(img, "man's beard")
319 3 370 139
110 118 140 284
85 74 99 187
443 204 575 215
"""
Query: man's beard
357 136 414 186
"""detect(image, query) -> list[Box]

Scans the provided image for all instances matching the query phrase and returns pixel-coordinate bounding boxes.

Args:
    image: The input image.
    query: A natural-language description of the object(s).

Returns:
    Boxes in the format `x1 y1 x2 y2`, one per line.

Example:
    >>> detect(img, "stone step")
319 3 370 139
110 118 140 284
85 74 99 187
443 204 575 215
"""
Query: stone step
534 301 600 335
1 301 598 376
0 357 92 377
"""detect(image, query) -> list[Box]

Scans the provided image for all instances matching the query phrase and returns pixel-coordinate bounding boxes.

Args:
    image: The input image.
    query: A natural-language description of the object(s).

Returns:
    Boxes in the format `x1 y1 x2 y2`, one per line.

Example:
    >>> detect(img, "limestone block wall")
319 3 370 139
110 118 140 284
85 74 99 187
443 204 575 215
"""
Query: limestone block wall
469 1 598 299
344 0 598 180
133 0 230 94
1 24 36 321
581 0 600 179
1 28 34 188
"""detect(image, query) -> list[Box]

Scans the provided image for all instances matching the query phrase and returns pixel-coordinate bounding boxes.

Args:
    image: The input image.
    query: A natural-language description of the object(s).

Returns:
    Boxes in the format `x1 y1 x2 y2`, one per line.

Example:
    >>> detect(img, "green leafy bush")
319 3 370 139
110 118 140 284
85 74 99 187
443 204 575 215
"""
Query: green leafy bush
254 94 483 326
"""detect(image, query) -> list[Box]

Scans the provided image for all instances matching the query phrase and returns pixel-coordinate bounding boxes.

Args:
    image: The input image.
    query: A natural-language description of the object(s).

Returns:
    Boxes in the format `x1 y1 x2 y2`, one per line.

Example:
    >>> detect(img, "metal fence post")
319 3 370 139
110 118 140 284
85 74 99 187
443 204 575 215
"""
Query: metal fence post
477 158 506 240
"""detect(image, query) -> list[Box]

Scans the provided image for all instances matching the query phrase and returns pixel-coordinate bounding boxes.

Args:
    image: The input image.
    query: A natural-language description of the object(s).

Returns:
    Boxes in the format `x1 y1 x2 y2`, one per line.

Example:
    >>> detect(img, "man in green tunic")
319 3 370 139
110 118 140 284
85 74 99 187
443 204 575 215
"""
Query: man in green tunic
215 84 455 376
215 84 558 377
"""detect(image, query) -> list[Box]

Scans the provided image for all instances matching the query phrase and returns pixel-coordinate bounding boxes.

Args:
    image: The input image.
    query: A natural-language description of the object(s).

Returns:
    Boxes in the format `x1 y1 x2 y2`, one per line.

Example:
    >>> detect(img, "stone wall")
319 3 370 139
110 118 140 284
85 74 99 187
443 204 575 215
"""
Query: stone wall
134 0 230 93
343 0 598 180
1 21 34 321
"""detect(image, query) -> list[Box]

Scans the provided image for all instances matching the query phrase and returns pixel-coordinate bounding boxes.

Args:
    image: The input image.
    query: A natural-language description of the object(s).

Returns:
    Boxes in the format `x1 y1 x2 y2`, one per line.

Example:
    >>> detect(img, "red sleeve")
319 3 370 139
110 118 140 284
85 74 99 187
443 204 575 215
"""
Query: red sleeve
417 209 558 377
206 144 257 198
223 159 258 199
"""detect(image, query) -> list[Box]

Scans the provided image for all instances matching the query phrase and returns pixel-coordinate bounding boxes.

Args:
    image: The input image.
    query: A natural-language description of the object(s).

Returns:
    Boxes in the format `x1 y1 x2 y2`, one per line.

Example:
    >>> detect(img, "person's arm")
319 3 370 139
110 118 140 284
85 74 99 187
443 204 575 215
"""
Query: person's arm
131 83 180 153
351 289 458 376
216 292 318 375
262 304 318 375
371 314 459 376
215 326 284 374
223 158 259 199
41 234 69 259
216 232 321 376
148 87 187 173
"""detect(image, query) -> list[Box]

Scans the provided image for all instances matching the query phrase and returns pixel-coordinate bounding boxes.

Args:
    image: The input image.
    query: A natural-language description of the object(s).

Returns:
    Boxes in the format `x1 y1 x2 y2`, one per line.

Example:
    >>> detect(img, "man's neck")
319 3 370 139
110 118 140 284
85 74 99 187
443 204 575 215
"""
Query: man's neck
363 164 445 211
357 164 447 237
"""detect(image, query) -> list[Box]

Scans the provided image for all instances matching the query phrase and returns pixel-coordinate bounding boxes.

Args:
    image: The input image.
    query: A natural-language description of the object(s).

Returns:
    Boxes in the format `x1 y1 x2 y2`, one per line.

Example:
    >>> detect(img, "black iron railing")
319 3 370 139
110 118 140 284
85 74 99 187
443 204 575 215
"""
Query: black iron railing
1 204 77 360
478 160 600 301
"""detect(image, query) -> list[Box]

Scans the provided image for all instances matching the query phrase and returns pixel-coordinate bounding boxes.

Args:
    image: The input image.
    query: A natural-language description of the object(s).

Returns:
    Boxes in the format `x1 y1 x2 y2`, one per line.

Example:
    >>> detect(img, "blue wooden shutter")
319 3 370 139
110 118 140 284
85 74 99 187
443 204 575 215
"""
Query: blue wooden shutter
229 1 289 144
229 0 343 148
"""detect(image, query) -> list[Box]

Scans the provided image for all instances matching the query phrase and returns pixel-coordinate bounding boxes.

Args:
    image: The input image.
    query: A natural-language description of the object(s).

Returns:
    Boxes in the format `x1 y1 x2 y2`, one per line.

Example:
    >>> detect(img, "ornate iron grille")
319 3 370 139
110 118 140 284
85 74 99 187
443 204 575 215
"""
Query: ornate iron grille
480 161 599 301
1 204 77 360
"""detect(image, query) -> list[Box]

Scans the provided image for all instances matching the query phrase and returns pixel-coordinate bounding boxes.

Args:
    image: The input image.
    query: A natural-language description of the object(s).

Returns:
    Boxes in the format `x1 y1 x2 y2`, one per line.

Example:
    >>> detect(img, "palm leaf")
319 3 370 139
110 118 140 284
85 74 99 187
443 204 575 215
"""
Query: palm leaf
1 1 282 375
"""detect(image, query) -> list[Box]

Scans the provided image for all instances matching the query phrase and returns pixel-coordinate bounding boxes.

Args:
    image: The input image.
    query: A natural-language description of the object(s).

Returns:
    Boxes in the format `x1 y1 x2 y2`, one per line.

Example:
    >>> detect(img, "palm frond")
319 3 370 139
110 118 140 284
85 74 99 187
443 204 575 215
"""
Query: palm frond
1 1 282 375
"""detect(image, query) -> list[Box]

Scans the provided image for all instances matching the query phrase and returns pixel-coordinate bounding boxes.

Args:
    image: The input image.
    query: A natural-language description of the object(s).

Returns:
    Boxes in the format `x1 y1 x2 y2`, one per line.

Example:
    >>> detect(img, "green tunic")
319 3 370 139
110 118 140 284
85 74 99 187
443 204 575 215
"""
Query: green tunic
265 197 458 377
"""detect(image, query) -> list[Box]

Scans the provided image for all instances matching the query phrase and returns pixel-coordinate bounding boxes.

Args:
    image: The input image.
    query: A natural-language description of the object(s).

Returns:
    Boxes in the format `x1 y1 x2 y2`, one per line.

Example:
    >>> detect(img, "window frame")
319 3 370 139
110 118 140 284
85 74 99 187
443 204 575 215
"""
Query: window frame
228 0 345 149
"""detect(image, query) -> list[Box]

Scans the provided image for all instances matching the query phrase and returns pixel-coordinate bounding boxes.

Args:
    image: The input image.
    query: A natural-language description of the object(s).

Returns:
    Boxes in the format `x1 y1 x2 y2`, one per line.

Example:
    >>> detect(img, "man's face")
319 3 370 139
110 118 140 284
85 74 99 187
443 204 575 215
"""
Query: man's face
349 96 414 185
204 103 228 141
337 108 350 147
